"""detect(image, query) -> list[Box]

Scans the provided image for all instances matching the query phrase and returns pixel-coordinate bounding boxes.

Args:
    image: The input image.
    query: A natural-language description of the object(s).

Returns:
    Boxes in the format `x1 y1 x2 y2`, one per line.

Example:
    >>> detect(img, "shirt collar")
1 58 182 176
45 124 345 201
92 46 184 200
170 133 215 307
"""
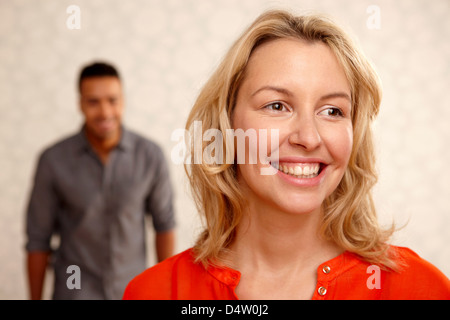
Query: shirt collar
117 126 133 151
316 250 361 282
205 250 362 289
207 264 242 289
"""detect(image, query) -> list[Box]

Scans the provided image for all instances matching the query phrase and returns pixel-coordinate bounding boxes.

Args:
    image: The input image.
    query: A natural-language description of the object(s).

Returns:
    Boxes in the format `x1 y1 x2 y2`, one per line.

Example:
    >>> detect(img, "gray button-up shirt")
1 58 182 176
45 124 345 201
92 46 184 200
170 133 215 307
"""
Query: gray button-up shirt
25 126 175 299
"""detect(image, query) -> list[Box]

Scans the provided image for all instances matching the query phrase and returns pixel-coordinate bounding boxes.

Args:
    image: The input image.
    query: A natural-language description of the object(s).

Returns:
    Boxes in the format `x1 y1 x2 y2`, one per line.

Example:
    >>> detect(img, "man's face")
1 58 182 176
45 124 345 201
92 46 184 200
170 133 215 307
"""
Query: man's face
80 76 124 140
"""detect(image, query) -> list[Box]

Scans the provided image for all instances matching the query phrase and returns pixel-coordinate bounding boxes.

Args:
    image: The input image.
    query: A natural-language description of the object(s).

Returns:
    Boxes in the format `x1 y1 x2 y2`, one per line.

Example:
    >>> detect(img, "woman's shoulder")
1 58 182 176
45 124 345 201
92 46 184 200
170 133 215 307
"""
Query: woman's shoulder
382 245 450 299
391 246 447 278
335 245 449 299
122 248 199 300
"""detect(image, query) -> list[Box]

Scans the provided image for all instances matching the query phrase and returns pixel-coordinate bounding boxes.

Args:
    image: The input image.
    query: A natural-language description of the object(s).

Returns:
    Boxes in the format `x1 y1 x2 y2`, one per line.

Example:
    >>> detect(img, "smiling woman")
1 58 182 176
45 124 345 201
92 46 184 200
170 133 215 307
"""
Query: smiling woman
232 38 353 220
123 9 450 300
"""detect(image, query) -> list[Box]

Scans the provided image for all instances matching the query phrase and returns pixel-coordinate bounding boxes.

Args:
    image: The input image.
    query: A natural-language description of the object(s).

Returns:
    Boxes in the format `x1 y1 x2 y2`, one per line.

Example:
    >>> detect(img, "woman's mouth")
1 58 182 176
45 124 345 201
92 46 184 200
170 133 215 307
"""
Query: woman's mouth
270 162 326 179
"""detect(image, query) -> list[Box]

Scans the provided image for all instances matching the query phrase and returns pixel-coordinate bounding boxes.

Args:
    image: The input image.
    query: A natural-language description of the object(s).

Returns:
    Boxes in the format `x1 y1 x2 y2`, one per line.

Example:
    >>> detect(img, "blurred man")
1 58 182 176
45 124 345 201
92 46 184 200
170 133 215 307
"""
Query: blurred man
25 62 176 299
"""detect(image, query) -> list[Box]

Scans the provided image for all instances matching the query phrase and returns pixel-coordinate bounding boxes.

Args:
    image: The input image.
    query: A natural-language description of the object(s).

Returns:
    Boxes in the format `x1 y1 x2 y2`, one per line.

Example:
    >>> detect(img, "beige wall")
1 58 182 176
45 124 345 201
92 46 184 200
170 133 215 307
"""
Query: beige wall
1 0 449 299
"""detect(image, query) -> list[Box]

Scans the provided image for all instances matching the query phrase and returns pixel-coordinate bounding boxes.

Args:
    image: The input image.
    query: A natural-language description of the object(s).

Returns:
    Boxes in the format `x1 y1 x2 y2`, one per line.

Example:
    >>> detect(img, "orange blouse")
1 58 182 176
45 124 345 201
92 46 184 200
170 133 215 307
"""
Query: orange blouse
123 246 450 300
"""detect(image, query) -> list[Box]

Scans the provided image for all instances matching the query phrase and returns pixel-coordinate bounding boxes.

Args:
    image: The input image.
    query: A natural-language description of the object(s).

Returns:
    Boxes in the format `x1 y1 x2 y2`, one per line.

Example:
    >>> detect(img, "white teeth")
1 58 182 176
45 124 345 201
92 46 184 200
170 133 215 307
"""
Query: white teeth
303 166 310 175
277 163 321 179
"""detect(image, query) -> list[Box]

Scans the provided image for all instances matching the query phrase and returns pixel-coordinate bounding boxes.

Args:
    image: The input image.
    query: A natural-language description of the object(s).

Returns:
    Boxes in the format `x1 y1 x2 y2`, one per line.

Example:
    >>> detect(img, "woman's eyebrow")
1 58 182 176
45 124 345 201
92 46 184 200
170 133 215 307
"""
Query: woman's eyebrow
319 92 352 103
251 86 352 104
251 85 294 97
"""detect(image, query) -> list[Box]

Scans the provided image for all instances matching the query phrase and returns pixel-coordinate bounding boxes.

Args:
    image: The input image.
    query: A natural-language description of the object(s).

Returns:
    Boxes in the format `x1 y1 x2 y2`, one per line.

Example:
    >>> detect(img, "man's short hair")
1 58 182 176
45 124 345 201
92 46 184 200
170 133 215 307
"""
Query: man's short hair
78 62 120 93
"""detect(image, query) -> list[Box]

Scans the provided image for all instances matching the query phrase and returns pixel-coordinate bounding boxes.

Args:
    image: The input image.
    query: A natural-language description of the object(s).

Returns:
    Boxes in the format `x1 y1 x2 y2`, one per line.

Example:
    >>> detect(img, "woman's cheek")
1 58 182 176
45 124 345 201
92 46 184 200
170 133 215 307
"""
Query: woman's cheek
326 124 353 166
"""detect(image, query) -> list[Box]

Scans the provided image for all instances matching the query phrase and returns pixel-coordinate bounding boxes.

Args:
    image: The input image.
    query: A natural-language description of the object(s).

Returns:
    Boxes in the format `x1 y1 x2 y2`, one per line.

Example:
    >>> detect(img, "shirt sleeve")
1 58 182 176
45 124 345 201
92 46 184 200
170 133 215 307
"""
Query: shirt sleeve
145 146 176 233
25 150 59 252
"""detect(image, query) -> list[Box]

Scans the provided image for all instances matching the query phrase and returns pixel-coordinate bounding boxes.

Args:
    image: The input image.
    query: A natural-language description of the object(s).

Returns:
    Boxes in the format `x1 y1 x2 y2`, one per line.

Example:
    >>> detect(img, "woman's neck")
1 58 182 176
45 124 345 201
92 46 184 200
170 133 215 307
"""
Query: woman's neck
230 203 341 273
226 201 343 299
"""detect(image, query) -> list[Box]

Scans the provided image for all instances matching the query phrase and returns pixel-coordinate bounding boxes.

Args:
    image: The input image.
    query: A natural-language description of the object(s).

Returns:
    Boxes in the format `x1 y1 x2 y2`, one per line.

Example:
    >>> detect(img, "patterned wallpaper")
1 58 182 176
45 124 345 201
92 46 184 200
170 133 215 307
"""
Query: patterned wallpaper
0 0 449 299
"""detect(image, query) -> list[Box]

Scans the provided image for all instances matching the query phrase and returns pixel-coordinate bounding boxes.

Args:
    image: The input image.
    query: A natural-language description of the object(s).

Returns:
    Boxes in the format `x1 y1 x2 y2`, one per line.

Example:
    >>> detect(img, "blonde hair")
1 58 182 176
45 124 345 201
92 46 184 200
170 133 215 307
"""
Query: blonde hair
185 9 398 270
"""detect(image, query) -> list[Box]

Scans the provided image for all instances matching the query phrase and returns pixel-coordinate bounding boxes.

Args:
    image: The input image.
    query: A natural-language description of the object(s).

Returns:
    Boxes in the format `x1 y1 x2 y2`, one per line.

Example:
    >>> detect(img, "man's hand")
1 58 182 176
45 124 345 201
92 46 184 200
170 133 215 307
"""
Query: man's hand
155 230 175 262
27 251 50 300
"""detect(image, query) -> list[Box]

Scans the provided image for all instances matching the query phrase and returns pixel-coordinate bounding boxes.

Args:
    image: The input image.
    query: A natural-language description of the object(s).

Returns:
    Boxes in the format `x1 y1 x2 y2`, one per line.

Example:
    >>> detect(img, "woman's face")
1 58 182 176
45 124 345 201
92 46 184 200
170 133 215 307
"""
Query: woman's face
232 38 353 215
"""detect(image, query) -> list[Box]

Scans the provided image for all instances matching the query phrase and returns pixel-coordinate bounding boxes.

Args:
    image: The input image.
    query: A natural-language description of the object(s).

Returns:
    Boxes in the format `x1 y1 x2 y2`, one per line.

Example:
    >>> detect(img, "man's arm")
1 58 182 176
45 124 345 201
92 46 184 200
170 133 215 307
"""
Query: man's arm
146 145 177 262
25 150 58 300
155 230 175 262
27 251 51 300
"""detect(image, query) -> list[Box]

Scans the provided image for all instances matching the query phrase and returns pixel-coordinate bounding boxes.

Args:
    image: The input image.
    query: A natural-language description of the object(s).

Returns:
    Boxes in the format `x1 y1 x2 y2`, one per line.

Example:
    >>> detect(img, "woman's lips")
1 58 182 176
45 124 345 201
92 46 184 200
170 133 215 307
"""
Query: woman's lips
270 158 328 186
276 162 321 178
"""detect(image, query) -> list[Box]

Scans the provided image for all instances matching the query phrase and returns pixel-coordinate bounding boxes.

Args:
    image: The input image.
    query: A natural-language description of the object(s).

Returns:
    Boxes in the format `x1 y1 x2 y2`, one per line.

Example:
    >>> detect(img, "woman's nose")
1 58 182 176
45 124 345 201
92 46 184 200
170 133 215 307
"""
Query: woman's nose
287 115 321 151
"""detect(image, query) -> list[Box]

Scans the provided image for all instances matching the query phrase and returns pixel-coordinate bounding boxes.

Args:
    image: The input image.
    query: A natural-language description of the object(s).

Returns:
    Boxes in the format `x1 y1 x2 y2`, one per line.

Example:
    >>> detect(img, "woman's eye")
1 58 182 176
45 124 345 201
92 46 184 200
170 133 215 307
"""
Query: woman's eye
265 102 287 112
319 107 344 117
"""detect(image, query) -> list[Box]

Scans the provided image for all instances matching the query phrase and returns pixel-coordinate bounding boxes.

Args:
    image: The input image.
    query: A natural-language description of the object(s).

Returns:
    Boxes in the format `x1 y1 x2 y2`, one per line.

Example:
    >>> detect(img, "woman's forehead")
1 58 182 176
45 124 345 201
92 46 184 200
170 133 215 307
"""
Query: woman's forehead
239 38 351 100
